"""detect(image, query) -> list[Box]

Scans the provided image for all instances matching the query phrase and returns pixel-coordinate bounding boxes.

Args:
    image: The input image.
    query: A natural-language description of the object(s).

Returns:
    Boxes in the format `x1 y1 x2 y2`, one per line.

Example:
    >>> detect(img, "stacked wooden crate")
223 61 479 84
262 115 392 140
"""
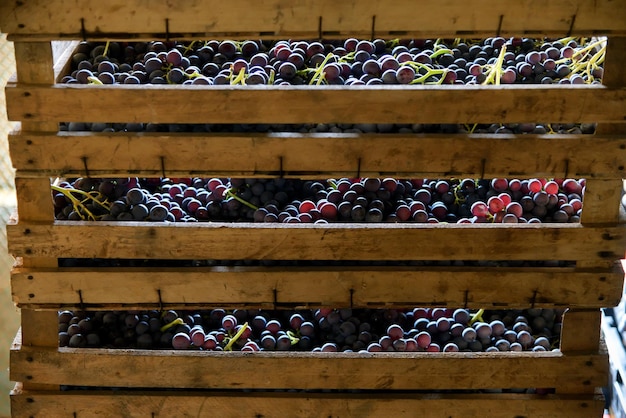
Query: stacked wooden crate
2 1 626 416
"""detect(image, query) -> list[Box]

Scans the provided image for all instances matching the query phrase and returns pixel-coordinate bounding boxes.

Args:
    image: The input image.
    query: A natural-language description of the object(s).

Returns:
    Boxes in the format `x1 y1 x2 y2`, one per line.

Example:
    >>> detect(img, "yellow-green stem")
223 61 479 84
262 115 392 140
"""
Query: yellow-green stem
224 321 249 351
160 318 184 333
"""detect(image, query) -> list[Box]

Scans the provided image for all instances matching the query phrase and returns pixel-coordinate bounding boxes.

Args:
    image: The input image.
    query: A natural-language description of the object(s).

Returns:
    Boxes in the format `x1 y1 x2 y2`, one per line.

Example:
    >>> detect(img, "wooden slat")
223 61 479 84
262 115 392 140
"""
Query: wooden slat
9 343 608 391
598 37 626 92
9 132 626 179
580 180 623 225
13 42 56 132
11 41 62 393
560 310 603 354
558 35 626 395
51 41 78 83
6 84 626 125
10 389 604 418
582 38 626 225
1 0 625 39
10 266 623 310
6 222 626 261
556 309 604 394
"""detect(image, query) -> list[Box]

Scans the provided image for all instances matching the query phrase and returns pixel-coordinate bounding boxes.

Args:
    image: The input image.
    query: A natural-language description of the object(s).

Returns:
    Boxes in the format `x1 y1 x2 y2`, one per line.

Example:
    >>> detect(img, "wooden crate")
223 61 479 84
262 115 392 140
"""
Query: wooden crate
2 1 626 416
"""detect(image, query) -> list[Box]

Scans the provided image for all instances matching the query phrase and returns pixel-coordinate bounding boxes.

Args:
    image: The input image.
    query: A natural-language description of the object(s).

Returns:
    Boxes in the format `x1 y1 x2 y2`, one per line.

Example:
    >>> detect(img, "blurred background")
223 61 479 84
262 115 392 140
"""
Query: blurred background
0 33 20 417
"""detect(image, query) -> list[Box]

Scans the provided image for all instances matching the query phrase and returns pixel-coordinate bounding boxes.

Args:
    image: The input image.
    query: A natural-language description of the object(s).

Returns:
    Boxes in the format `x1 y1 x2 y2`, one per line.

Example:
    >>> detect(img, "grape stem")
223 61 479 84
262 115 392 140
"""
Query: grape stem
182 41 197 56
268 68 276 85
230 67 247 85
160 318 184 333
223 321 249 351
452 184 466 205
224 188 259 211
481 44 507 85
309 53 335 85
287 330 300 345
102 41 110 57
429 48 453 59
468 309 485 326
51 184 110 221
87 76 103 85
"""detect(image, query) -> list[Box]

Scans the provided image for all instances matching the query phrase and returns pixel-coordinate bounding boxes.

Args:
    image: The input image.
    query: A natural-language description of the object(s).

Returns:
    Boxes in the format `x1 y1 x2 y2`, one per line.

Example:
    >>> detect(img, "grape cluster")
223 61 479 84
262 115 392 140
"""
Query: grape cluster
53 176 584 224
60 120 596 136
59 308 563 354
62 37 604 87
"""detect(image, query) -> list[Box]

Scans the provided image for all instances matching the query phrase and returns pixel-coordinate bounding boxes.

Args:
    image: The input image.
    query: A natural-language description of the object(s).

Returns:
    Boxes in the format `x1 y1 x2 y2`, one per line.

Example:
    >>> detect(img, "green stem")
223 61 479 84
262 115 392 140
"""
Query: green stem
429 48 453 59
287 330 300 345
224 188 259 211
51 184 109 221
224 321 249 351
160 318 184 333
309 52 334 85
482 45 507 85
468 309 485 326
87 76 103 85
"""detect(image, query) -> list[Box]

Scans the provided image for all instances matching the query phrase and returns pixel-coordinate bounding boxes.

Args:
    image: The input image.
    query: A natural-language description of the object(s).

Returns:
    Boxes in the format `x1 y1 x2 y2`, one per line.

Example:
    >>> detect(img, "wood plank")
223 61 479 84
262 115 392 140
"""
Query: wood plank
6 222 626 262
580 180 623 225
556 309 604 394
560 310 602 354
6 83 626 125
597 37 626 92
13 178 55 224
13 42 56 132
51 41 78 83
9 390 605 418
9 132 626 179
11 42 62 392
10 266 623 310
581 38 626 225
1 0 625 39
9 344 608 391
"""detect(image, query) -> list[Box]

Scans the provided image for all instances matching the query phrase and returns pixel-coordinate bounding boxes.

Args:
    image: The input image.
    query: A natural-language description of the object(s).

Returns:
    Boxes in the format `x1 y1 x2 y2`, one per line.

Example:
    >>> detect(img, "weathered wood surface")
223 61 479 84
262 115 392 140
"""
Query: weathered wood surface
10 342 608 390
7 84 626 125
1 0 625 39
11 41 61 393
9 132 626 179
7 222 626 261
10 389 604 418
10 266 623 310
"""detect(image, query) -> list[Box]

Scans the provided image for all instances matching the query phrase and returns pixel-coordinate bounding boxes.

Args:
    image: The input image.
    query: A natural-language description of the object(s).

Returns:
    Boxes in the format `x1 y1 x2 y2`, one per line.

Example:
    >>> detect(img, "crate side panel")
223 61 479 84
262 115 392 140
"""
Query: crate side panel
6 222 625 261
7 84 626 125
1 0 625 38
10 267 623 310
10 390 604 418
10 132 626 180
9 345 608 390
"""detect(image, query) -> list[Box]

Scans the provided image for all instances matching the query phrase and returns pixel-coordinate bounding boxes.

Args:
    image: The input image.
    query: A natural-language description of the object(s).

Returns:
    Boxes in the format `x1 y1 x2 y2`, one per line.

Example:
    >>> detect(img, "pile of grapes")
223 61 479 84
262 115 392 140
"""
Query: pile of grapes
62 37 605 87
52 176 584 224
59 307 562 354
60 120 595 135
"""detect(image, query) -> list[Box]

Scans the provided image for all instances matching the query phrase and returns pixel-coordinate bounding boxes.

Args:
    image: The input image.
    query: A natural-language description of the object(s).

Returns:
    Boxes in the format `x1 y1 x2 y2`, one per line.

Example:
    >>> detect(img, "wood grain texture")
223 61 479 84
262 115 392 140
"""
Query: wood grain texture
6 221 626 261
556 309 603 394
6 83 626 125
560 310 602 354
1 0 625 39
9 343 608 390
10 266 623 310
11 42 61 392
9 131 626 179
580 180 623 225
13 42 56 132
580 38 626 225
10 390 604 418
